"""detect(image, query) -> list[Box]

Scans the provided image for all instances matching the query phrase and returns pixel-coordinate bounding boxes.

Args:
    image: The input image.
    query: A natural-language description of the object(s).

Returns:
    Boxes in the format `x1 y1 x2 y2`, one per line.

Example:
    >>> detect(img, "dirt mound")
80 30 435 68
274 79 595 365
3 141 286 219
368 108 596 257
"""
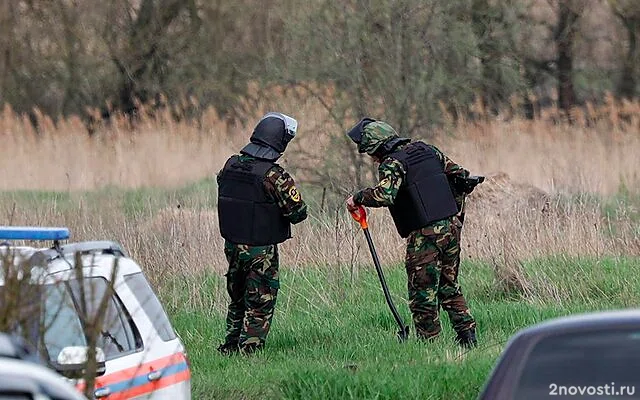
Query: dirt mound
464 172 551 215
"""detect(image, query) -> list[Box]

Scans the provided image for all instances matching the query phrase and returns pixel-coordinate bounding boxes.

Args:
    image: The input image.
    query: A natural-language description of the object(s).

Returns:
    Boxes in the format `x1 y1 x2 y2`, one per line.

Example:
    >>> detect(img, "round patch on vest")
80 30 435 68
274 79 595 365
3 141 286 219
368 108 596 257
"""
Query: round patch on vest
289 186 301 202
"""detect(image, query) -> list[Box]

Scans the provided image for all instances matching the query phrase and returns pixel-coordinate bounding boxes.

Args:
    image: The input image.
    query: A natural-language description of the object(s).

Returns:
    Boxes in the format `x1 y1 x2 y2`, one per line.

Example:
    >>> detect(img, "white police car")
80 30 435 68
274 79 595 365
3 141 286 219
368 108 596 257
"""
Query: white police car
0 227 191 399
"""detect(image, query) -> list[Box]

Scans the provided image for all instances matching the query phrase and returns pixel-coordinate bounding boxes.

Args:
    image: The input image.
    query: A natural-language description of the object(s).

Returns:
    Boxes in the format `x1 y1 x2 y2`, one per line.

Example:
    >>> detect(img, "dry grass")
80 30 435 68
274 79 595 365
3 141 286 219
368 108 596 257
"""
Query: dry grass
438 117 640 196
2 185 637 312
0 84 338 191
0 104 238 191
2 88 639 195
1 85 639 307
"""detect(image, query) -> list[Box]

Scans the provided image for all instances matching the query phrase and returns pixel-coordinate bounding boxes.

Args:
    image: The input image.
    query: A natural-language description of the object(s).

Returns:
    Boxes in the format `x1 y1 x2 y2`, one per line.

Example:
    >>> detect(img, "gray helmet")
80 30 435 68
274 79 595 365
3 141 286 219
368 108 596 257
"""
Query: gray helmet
240 112 298 161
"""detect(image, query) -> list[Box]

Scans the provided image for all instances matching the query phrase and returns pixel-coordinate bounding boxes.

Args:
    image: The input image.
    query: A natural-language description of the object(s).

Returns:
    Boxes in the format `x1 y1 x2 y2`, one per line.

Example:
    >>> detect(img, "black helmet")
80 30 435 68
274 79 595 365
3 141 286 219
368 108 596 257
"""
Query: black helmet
346 117 376 147
240 112 298 161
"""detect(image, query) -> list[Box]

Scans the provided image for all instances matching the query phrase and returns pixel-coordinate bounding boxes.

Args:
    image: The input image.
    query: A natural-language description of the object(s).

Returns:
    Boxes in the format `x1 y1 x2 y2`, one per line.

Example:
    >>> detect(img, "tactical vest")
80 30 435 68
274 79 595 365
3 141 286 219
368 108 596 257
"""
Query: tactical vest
386 141 459 238
217 155 291 246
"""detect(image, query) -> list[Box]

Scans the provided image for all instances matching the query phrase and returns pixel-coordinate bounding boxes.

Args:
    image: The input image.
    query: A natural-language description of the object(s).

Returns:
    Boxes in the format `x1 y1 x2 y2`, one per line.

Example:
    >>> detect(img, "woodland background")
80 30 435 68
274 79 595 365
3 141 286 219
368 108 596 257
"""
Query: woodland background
3 0 640 131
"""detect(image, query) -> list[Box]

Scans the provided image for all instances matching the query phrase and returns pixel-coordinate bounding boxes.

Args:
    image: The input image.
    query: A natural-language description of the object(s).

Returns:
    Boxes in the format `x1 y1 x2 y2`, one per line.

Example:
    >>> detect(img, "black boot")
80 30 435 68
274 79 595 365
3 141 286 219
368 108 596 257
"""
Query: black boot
217 342 239 355
455 328 478 349
239 342 264 355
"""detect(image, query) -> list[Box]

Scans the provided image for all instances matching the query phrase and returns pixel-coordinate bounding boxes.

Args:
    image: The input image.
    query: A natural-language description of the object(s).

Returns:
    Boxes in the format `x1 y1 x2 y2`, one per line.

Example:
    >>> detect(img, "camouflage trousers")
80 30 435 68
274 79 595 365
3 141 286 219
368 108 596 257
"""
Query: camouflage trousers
405 216 475 340
222 241 280 350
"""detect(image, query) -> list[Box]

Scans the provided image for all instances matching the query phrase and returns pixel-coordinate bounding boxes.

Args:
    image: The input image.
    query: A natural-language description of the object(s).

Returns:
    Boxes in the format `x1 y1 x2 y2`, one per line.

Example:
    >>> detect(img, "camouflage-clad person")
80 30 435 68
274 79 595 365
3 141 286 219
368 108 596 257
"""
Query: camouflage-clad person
346 118 479 348
216 112 308 355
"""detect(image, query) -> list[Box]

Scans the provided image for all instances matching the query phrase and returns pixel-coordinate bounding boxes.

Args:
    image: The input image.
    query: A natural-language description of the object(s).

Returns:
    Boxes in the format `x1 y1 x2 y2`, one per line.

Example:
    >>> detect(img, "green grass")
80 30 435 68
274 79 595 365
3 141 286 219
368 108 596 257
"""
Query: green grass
165 256 640 400
2 181 638 399
0 177 220 220
0 177 342 220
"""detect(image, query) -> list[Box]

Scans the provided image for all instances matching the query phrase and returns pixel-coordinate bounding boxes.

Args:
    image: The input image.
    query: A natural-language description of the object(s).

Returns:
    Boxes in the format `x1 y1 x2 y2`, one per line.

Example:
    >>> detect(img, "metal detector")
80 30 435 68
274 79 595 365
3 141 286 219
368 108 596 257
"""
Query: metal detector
349 205 410 342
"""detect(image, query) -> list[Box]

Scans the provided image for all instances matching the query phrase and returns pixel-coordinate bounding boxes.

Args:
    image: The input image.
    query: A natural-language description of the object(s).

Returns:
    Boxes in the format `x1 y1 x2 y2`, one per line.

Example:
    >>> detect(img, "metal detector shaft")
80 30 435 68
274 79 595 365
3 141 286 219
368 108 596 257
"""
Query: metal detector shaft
349 205 409 342
362 227 410 341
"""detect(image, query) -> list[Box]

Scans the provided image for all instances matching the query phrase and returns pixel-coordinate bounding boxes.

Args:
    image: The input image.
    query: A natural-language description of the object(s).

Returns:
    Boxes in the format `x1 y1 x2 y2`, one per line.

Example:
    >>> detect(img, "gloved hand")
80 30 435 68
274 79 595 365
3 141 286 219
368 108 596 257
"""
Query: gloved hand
346 195 359 213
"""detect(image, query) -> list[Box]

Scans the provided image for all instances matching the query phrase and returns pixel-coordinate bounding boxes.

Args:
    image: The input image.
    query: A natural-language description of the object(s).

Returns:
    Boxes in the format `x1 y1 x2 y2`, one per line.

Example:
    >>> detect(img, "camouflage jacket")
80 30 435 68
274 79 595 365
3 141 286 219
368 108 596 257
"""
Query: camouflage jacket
218 154 308 251
353 142 469 211
263 162 308 225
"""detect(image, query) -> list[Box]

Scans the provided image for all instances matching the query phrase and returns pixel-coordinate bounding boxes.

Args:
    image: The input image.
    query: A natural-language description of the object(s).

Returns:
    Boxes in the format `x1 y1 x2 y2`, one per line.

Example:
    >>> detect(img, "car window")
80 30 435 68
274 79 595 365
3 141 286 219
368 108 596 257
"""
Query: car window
513 329 640 399
123 272 177 342
41 283 88 361
67 277 142 360
1 277 142 363
0 282 87 363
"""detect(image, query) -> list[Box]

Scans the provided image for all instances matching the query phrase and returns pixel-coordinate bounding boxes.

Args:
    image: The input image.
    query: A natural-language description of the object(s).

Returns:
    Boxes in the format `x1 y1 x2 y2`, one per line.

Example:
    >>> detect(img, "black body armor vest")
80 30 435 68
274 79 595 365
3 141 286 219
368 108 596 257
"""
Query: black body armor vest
387 141 459 238
217 155 291 245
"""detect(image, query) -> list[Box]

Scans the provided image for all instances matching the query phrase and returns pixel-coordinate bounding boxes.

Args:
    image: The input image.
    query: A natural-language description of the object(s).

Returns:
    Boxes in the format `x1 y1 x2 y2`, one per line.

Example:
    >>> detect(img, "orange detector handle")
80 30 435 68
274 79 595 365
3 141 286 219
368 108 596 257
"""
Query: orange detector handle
349 205 368 229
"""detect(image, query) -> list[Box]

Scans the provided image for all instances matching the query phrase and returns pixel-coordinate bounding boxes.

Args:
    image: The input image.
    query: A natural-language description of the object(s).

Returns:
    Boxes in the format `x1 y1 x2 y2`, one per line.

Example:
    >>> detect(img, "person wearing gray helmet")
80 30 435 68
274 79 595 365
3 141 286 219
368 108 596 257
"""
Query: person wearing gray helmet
216 112 308 355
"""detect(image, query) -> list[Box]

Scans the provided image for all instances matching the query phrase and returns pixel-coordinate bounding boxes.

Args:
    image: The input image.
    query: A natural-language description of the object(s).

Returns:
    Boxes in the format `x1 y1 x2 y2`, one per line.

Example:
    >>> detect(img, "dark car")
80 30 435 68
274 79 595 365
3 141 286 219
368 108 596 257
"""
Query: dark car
478 309 640 400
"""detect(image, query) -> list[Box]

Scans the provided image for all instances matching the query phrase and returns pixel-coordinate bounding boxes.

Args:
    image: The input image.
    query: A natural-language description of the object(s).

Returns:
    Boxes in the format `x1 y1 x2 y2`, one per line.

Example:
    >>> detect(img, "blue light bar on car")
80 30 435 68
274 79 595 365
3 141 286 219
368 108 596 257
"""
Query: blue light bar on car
0 226 70 241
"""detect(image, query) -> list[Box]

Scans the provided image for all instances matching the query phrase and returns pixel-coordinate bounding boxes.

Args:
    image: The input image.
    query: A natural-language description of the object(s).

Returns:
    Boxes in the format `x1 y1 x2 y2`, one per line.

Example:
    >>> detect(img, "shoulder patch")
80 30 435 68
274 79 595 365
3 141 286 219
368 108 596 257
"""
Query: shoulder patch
289 186 301 202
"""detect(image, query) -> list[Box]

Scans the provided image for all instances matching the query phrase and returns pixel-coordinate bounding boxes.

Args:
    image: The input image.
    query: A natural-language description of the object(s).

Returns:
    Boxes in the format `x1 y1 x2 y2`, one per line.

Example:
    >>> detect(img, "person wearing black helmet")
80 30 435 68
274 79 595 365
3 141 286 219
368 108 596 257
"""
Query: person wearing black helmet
216 112 308 355
345 117 479 348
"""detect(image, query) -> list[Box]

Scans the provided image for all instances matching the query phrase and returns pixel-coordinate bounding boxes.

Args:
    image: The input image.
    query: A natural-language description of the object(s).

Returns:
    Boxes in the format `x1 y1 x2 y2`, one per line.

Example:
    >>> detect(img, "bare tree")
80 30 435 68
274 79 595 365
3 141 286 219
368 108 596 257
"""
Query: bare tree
517 0 586 119
0 0 639 131
556 0 582 115
609 0 640 99
470 0 526 116
103 0 194 116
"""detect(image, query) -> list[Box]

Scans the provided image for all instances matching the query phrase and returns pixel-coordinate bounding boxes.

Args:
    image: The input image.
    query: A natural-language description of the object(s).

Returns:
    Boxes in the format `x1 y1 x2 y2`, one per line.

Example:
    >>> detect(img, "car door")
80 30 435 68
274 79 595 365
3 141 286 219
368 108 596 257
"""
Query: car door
479 326 640 399
117 271 191 399
29 261 188 400
85 270 190 399
10 274 146 398
65 275 152 399
510 328 640 399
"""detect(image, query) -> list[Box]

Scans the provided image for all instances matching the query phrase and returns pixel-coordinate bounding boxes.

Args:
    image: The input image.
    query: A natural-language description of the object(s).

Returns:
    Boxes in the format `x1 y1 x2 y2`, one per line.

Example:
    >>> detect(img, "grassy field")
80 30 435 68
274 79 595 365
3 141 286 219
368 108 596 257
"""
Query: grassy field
1 90 639 399
1 180 638 399
170 255 640 400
